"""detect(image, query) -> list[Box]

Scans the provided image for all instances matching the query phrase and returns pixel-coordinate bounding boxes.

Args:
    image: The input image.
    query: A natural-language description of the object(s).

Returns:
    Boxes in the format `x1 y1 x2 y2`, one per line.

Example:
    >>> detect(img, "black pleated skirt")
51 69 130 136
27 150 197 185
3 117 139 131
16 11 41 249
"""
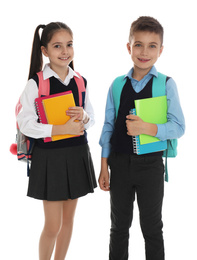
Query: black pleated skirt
27 144 97 201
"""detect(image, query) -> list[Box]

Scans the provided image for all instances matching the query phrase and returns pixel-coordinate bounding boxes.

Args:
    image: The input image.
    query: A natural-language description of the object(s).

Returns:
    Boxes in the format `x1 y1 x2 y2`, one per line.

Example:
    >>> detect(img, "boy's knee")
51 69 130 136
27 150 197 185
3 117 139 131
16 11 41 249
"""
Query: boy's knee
140 218 163 237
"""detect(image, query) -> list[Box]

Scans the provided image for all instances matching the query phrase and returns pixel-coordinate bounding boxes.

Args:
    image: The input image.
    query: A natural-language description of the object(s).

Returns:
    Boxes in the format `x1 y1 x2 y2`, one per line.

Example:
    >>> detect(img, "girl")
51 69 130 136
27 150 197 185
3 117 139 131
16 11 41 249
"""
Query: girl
17 22 97 260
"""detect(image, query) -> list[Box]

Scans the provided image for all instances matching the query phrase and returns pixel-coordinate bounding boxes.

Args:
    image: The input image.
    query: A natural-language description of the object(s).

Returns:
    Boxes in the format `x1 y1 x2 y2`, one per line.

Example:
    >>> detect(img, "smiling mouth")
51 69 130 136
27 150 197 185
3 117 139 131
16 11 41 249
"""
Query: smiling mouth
59 57 70 61
138 58 151 62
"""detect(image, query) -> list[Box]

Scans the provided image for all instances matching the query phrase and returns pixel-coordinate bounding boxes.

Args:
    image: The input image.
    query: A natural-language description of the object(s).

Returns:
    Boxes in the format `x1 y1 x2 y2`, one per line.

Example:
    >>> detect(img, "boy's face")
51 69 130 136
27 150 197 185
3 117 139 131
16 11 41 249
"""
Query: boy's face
127 31 163 77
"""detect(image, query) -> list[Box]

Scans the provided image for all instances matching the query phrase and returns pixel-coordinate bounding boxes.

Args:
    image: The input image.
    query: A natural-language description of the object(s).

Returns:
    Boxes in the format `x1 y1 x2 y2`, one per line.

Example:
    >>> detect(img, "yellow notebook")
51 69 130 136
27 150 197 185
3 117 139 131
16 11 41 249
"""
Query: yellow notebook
42 92 77 141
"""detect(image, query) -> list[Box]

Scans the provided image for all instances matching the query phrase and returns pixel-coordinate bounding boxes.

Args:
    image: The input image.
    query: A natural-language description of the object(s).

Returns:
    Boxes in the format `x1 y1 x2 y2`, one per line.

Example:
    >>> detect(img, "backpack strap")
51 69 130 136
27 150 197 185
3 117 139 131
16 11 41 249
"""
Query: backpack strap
37 71 86 107
152 72 169 181
37 71 50 97
74 72 86 107
152 72 179 182
15 98 22 129
112 75 127 118
163 139 178 182
152 72 166 97
112 73 166 118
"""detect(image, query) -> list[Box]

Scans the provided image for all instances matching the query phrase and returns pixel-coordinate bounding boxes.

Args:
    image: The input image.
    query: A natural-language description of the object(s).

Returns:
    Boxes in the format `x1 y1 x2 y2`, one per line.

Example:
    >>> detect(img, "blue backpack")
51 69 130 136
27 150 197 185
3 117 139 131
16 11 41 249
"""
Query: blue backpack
112 72 177 182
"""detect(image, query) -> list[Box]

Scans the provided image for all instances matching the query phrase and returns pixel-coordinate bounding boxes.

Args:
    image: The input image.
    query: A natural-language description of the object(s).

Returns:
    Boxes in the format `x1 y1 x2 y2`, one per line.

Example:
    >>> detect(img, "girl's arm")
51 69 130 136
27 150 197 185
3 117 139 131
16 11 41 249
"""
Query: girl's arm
17 78 86 138
66 83 95 128
83 85 95 128
52 115 85 136
17 79 53 139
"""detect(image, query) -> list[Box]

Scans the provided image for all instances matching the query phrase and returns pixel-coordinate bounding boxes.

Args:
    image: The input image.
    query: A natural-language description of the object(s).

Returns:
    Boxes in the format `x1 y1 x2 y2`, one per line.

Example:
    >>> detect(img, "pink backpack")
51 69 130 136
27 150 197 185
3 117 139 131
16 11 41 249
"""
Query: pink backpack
10 71 86 175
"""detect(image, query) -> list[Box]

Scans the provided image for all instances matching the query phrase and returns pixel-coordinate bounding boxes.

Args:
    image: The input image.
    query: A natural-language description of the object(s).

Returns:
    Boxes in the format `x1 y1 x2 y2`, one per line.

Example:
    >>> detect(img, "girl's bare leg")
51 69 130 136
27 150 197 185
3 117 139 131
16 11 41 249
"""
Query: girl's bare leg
54 199 78 260
39 201 63 260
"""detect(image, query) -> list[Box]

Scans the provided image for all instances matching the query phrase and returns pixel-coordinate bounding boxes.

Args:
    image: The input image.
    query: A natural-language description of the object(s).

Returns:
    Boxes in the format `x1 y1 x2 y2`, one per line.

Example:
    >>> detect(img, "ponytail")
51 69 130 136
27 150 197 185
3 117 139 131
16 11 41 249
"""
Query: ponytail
28 22 74 80
28 24 46 80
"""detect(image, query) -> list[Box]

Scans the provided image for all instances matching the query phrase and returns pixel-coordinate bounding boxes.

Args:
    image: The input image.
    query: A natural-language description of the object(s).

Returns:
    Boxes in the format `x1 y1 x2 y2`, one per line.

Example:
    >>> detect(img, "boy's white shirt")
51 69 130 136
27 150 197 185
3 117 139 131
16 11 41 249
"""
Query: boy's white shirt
17 64 95 139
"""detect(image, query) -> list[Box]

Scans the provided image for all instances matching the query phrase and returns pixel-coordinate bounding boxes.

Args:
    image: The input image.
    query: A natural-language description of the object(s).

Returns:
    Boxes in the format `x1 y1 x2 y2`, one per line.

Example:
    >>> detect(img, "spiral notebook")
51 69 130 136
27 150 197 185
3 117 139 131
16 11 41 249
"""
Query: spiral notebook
135 95 168 145
131 96 167 155
35 91 78 142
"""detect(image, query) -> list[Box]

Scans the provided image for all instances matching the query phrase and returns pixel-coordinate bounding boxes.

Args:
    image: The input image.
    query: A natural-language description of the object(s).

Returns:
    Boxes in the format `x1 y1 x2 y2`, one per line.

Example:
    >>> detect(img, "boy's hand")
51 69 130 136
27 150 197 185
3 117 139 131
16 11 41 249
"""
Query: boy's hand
126 114 145 136
66 106 84 121
99 157 110 191
126 114 158 137
99 169 110 191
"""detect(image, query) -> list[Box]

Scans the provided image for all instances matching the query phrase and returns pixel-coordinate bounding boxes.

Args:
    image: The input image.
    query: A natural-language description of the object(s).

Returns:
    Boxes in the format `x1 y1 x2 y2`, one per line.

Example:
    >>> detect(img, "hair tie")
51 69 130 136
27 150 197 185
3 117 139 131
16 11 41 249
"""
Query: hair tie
39 24 46 30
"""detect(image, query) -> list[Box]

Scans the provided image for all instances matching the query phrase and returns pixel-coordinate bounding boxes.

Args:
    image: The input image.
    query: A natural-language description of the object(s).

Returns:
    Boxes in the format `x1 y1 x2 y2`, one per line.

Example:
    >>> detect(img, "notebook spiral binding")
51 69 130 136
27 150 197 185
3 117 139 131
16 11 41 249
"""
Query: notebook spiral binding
132 135 139 154
35 101 42 123
129 108 139 154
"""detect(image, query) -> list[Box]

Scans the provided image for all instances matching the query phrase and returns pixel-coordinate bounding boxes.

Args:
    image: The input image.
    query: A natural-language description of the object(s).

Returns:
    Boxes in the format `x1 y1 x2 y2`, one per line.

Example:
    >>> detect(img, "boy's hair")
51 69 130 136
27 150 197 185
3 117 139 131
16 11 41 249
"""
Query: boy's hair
129 16 164 45
28 22 74 80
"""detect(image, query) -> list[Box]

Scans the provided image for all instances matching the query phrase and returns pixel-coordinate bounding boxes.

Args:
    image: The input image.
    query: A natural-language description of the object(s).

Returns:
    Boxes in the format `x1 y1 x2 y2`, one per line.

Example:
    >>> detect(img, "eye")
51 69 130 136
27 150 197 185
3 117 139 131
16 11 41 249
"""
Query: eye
150 44 156 48
54 44 61 48
135 44 141 47
67 43 73 47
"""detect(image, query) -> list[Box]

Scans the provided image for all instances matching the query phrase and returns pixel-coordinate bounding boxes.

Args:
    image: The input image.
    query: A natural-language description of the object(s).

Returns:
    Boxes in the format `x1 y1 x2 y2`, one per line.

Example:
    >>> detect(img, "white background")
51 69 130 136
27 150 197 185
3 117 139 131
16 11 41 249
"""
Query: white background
1 0 196 259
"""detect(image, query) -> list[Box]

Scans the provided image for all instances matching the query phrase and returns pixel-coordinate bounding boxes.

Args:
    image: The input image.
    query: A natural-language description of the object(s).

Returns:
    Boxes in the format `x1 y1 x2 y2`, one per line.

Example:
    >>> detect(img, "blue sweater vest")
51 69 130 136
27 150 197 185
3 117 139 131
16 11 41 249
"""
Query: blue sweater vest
110 77 168 156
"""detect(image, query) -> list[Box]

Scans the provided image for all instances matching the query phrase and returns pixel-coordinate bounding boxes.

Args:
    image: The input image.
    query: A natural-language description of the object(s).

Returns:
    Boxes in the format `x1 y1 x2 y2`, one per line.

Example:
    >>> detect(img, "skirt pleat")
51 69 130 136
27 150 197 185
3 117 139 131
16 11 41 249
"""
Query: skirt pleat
27 144 97 201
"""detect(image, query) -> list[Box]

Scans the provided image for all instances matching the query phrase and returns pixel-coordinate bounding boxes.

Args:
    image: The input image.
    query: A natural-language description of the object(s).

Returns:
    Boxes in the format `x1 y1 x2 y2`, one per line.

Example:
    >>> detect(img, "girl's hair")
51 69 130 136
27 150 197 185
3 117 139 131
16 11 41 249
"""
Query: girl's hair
129 16 164 46
28 22 74 79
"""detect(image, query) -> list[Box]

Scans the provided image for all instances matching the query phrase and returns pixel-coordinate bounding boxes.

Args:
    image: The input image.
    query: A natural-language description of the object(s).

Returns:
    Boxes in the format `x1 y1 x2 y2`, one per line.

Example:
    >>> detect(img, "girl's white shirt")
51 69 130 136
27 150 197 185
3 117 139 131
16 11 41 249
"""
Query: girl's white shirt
17 64 95 139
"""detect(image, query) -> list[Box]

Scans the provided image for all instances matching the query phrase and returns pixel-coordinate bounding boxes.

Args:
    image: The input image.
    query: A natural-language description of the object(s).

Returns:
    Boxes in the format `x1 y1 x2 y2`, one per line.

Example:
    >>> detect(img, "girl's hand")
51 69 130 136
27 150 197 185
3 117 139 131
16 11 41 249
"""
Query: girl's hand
52 115 85 136
66 106 84 121
65 115 85 135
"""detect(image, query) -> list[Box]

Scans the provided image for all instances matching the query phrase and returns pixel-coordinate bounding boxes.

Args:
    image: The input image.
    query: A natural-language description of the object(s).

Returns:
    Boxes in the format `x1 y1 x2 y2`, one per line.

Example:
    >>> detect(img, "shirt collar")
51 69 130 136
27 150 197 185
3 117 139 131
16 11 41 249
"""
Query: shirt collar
125 65 158 81
42 63 80 85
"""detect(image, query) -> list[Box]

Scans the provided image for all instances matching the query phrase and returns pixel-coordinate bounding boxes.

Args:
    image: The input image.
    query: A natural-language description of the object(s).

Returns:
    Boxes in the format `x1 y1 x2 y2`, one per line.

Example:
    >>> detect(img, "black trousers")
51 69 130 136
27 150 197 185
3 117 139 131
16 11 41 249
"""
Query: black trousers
108 152 165 260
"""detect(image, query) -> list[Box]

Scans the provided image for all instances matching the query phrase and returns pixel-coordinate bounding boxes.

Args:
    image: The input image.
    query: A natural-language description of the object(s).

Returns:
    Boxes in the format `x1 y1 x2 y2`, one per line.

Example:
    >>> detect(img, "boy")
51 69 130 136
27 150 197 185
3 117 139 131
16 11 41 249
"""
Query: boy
99 16 185 260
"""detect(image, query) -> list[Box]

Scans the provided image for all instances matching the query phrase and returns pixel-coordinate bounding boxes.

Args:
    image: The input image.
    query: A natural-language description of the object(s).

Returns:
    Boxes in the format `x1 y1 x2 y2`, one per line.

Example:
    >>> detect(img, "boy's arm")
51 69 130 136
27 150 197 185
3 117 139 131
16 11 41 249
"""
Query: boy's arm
99 84 116 191
126 78 185 140
126 115 158 136
99 84 116 157
99 158 110 191
156 78 185 140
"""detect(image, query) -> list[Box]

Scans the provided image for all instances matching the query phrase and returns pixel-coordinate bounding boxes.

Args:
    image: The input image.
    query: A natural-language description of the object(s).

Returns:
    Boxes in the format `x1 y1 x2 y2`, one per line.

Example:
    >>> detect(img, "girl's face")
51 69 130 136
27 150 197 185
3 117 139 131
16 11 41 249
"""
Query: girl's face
41 29 74 74
127 31 163 79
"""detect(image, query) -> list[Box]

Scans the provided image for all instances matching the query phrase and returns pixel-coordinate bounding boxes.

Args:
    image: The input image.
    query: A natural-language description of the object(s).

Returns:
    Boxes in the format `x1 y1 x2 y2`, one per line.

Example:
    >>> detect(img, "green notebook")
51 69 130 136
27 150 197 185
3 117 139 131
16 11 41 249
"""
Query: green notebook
134 96 167 145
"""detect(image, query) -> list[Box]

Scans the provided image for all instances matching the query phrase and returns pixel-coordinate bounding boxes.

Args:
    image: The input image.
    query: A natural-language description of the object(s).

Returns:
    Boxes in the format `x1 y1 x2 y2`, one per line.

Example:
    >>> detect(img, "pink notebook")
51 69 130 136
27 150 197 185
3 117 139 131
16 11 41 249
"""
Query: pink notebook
35 91 73 142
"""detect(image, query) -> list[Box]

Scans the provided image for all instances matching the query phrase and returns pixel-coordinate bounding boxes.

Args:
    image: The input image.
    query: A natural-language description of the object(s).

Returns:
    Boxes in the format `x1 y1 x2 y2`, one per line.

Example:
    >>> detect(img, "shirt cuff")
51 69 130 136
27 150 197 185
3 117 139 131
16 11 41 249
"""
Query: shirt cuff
47 124 53 137
101 147 111 158
37 123 53 138
35 123 53 138
83 110 89 122
155 124 166 141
